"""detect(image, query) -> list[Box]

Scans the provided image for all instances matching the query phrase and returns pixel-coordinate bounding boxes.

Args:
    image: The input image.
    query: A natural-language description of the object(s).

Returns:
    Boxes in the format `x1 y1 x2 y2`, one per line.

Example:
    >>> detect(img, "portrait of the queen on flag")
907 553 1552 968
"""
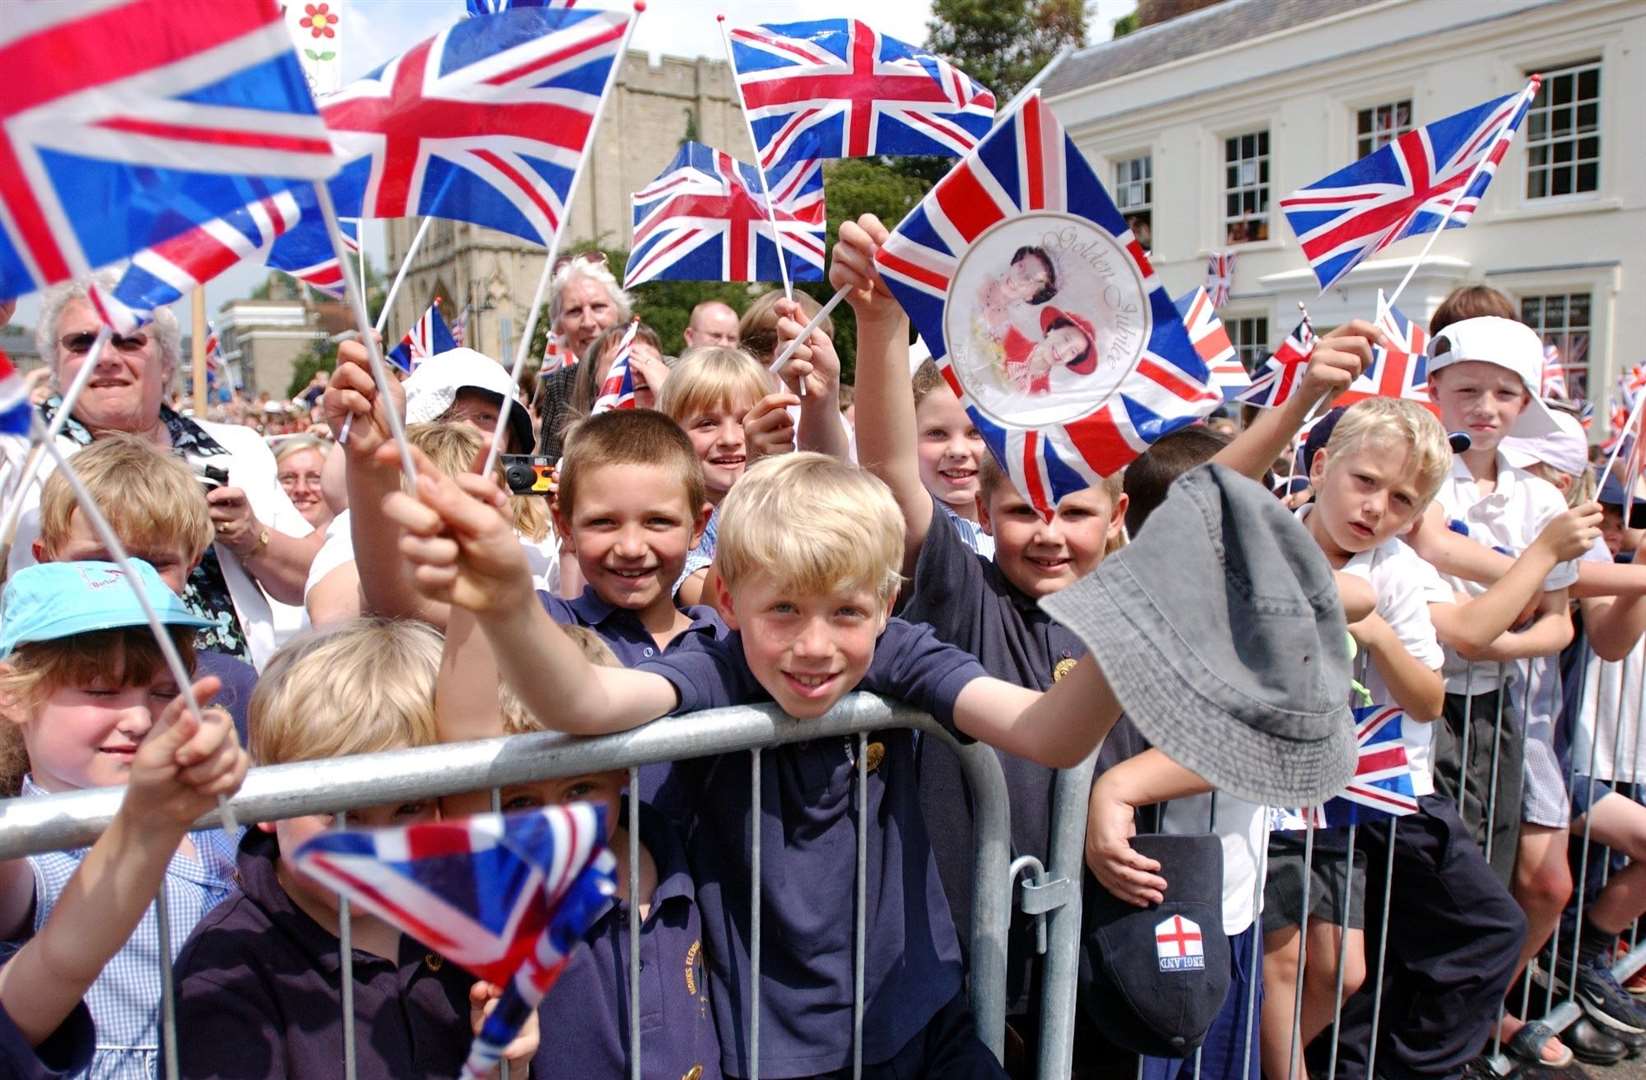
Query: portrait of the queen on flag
877 92 1219 516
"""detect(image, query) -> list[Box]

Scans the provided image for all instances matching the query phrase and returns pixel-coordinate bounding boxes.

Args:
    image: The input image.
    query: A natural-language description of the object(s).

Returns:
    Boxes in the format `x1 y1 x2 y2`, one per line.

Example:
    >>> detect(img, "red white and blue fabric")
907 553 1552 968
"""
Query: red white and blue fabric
452 306 469 348
1541 344 1568 401
1204 251 1235 308
590 320 640 414
266 202 358 297
202 321 236 402
322 6 629 248
1329 296 1434 413
467 0 578 13
1235 316 1317 409
1278 705 1419 830
0 0 338 299
727 19 996 175
0 350 32 436
625 142 825 288
876 92 1218 519
1279 79 1541 292
389 301 457 373
294 803 617 1080
1174 288 1249 400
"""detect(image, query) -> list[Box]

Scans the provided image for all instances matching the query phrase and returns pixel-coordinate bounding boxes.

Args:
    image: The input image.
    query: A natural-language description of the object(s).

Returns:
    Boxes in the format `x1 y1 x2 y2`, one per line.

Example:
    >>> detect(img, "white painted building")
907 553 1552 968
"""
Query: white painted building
1043 0 1644 407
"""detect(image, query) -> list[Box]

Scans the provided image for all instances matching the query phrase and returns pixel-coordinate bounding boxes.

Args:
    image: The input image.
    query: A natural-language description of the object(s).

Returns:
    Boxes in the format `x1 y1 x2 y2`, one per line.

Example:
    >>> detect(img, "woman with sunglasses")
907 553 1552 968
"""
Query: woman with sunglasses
1 271 324 670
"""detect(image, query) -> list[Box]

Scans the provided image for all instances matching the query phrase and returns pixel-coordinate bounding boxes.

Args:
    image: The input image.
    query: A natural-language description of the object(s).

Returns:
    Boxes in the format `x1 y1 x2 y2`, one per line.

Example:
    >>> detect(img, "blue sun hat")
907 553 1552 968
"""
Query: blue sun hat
0 560 208 660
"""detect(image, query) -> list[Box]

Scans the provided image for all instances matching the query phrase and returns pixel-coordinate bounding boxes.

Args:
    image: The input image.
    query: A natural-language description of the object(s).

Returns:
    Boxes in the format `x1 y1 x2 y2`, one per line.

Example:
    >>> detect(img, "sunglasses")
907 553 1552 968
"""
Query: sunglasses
60 330 148 355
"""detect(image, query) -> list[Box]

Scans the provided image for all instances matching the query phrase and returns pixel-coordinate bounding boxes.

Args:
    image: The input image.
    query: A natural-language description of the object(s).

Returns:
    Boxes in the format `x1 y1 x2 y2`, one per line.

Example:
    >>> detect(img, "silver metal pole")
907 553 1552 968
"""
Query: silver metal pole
1325 823 1356 1080
853 732 868 1080
628 768 641 1080
1036 753 1100 1079
336 811 357 1080
1363 820 1398 1080
1286 821 1316 1080
156 887 179 1080
750 747 762 1080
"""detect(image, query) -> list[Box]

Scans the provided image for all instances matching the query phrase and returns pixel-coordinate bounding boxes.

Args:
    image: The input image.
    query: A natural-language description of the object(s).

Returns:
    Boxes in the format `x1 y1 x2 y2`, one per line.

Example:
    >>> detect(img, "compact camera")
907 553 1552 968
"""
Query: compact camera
501 454 556 497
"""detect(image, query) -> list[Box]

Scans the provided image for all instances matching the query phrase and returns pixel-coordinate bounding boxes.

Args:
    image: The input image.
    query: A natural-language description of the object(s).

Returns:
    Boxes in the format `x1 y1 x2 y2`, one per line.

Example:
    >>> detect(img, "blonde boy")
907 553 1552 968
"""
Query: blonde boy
173 619 537 1078
32 435 260 740
384 448 1119 1077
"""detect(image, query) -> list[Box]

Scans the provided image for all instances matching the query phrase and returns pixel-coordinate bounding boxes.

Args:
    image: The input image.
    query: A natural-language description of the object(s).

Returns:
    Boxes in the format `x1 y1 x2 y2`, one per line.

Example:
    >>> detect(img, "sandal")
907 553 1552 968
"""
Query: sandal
1506 1020 1575 1069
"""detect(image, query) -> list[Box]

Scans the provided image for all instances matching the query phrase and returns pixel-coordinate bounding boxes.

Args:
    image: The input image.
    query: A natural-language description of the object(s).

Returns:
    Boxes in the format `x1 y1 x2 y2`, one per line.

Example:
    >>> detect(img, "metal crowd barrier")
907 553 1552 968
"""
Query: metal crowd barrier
0 693 1012 1080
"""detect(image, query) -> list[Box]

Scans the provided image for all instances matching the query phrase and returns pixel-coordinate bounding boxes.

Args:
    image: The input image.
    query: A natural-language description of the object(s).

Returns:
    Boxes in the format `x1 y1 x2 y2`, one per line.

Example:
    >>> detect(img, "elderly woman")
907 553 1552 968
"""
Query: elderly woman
535 254 631 457
3 271 321 668
273 435 334 532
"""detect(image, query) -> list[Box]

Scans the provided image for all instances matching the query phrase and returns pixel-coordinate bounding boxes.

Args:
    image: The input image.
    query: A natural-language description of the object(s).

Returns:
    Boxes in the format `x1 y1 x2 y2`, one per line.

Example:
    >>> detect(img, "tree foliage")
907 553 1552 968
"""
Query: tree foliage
285 345 336 399
926 0 1087 104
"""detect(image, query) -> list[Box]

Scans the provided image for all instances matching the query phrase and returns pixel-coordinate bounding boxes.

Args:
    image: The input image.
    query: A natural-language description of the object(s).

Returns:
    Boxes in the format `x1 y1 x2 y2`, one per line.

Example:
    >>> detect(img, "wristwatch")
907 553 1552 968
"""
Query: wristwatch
246 526 271 560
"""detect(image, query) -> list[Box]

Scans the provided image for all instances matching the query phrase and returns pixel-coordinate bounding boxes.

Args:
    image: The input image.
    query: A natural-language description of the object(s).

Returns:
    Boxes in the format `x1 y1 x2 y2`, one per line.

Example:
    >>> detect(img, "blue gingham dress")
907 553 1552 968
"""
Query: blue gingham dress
21 778 240 1079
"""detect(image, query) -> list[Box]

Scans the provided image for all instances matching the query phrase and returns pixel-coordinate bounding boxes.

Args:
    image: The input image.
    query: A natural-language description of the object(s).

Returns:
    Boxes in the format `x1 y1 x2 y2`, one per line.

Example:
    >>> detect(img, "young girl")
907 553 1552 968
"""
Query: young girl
0 559 240 1079
910 360 993 557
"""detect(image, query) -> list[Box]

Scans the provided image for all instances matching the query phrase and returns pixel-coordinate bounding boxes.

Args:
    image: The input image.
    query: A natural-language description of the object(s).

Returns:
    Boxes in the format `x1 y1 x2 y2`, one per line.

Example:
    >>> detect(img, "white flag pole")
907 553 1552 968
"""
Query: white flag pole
769 284 850 383
717 15 795 305
0 327 109 553
33 418 239 837
376 217 433 337
315 184 420 488
482 3 645 479
1382 77 1540 314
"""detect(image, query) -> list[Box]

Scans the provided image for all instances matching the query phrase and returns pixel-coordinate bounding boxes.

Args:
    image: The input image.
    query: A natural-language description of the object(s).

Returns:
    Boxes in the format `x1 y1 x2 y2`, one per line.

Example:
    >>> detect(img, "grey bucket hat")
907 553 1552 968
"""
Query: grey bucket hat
1041 463 1355 806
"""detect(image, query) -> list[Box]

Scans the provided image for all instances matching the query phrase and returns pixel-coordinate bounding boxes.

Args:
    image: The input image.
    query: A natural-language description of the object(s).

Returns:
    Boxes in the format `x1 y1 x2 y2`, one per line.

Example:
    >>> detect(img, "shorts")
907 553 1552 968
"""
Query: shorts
1261 831 1366 934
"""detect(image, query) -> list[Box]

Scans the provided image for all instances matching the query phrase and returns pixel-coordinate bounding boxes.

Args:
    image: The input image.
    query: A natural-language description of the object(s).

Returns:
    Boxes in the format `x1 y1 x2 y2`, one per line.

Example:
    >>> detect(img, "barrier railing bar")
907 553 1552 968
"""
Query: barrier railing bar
488 788 509 1080
853 731 868 1080
1240 815 1269 1080
336 810 357 1080
1488 940 1646 1074
1036 753 1098 1079
1569 655 1613 1006
749 746 762 1080
157 883 179 1080
1363 818 1397 1080
627 769 641 1080
1486 661 1512 1061
1325 822 1356 1080
1286 819 1316 1080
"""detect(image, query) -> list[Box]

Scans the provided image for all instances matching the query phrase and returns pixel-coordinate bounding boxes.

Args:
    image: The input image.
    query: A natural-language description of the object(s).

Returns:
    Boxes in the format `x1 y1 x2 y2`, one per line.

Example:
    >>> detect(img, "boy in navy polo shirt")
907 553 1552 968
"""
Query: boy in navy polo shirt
438 623 721 1080
383 448 1125 1078
173 620 539 1079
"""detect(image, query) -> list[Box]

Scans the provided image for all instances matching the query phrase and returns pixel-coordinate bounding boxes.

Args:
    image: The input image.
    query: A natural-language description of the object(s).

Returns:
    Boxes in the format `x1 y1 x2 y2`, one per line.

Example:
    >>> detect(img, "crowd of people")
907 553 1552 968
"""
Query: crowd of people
0 217 1643 1080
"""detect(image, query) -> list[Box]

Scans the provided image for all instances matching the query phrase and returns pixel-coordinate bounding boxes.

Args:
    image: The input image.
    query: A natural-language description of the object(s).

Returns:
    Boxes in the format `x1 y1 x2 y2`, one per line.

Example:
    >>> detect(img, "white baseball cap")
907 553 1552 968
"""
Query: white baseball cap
1500 408 1589 477
1427 317 1560 439
403 348 534 453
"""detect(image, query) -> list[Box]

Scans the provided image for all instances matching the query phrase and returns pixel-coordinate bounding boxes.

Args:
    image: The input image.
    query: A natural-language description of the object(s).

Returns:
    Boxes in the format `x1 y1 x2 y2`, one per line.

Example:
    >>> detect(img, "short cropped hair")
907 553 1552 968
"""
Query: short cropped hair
406 422 547 541
273 434 329 468
549 259 632 328
250 618 442 766
38 434 213 563
656 346 773 424
1430 285 1516 337
499 625 618 735
556 409 706 519
569 322 663 417
1322 398 1451 505
1121 427 1229 534
739 289 833 364
716 453 903 601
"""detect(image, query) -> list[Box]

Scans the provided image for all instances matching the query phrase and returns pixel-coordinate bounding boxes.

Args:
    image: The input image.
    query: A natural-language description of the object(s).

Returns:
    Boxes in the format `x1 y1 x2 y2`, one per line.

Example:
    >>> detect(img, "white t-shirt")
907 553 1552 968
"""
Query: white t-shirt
1159 792 1267 936
1569 541 1646 784
1431 454 1577 693
1333 525 1447 795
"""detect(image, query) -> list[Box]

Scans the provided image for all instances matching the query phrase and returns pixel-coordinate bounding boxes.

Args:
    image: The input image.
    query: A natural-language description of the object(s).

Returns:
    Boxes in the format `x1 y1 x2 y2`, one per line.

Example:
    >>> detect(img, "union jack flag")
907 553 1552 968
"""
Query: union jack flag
1280 78 1541 292
0 0 339 300
451 306 469 348
625 143 825 288
727 19 996 175
1205 251 1235 308
0 351 31 437
1277 705 1419 830
468 0 578 12
590 320 639 414
294 804 617 1080
1174 288 1249 400
876 92 1218 519
267 203 358 297
1327 293 1435 413
389 300 457 373
1235 316 1317 409
323 6 630 248
1542 344 1568 401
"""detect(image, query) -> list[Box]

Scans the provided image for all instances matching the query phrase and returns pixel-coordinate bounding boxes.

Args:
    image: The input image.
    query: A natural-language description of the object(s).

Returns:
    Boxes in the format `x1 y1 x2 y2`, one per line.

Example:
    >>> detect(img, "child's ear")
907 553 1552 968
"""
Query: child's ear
1106 492 1129 543
1308 448 1329 486
712 573 739 631
551 503 576 555
975 494 994 536
692 501 713 547
29 539 45 563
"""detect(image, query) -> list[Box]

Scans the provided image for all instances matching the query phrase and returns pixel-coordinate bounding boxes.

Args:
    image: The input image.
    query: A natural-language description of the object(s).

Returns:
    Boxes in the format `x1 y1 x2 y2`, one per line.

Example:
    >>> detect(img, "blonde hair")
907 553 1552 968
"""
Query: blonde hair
273 434 329 467
738 289 833 364
656 346 773 424
716 453 903 601
911 358 950 409
405 422 548 542
499 626 618 735
38 434 213 563
556 410 706 519
250 618 442 766
1322 398 1451 505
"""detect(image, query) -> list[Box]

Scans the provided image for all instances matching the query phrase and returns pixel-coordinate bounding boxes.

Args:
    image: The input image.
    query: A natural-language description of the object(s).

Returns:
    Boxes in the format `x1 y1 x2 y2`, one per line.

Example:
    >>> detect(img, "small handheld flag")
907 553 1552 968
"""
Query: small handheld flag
1235 315 1318 410
1275 704 1419 829
0 351 33 436
1204 251 1235 308
389 302 458 374
294 804 618 1080
590 320 641 414
1174 288 1249 400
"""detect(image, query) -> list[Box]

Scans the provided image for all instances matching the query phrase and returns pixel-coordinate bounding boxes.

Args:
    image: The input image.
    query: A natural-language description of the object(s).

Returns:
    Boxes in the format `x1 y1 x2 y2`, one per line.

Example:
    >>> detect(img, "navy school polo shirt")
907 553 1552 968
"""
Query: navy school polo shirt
171 830 476 1080
196 649 257 747
538 585 729 667
0 943 94 1080
534 803 721 1080
897 495 1088 1010
639 619 989 1078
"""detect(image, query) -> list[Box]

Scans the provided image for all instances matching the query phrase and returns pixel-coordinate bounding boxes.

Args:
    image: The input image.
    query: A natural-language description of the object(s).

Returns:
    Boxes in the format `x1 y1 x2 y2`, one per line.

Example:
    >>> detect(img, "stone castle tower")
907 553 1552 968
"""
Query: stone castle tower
382 50 754 362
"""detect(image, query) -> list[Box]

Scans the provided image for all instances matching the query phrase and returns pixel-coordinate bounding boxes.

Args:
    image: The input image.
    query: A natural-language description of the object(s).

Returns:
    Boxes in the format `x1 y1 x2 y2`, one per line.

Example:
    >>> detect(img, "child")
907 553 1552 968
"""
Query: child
383 445 1132 1078
437 623 720 1080
655 347 781 605
909 360 992 556
0 559 239 1079
33 433 258 743
0 653 245 1078
172 618 538 1078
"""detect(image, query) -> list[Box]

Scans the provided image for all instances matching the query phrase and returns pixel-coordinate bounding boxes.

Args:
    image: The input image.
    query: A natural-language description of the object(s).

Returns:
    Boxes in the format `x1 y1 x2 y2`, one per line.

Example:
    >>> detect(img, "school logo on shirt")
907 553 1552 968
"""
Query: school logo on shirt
1053 657 1078 683
1155 915 1205 972
684 939 701 996
865 741 885 772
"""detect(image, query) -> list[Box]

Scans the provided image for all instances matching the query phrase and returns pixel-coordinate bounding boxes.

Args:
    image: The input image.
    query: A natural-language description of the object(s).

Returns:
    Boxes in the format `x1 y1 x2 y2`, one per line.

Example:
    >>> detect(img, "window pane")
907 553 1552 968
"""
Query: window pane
1552 74 1573 106
1576 162 1598 192
1579 66 1600 100
1358 109 1372 135
1577 102 1599 131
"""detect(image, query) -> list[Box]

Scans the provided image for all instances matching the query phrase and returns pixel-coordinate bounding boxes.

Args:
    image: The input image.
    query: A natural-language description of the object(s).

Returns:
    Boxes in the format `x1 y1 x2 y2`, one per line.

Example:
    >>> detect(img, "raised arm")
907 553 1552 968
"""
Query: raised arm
951 654 1121 770
773 299 851 462
1211 322 1381 481
379 449 677 733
